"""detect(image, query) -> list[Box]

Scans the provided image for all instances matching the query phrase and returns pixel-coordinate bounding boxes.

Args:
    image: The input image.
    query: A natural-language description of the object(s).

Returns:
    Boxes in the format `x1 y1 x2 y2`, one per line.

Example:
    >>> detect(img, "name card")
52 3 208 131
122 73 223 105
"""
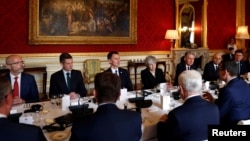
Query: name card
62 95 70 111
161 94 170 111
19 113 34 125
119 88 128 101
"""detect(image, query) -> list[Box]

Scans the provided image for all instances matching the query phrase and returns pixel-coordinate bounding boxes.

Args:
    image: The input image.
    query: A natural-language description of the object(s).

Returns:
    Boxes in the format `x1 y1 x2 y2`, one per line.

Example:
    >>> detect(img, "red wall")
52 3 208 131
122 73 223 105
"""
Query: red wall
207 0 236 50
246 0 250 49
0 0 237 54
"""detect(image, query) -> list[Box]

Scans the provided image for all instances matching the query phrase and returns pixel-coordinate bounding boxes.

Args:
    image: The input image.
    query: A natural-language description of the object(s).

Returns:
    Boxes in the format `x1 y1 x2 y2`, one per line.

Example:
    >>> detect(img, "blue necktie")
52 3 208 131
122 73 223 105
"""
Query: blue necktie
66 72 71 91
115 70 119 76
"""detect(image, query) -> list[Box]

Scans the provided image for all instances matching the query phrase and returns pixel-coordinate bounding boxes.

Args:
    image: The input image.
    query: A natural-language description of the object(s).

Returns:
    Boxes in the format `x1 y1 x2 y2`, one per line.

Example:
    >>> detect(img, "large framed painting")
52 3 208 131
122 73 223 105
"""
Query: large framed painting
29 0 137 45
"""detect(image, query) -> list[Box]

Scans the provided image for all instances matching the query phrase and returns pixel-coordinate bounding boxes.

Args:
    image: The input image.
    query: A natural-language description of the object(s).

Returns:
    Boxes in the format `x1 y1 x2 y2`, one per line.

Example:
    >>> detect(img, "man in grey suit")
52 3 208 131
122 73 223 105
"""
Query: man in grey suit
49 52 87 99
70 72 142 141
157 70 219 141
0 76 46 141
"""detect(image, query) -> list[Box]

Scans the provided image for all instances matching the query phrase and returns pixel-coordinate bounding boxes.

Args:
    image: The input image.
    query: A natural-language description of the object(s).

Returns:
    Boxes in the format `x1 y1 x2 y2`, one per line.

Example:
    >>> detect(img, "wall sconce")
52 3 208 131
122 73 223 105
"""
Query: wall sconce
235 26 250 49
180 26 194 32
165 30 179 49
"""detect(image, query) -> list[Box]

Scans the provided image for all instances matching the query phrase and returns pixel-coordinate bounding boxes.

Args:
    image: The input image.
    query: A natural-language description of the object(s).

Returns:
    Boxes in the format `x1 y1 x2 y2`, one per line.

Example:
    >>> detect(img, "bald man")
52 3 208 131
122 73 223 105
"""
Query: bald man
202 53 222 81
5 55 39 104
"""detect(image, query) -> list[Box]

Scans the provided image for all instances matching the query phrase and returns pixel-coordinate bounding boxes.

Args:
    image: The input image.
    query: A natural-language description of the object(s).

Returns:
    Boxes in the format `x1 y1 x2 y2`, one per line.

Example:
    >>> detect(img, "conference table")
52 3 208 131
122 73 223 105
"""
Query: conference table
11 89 188 141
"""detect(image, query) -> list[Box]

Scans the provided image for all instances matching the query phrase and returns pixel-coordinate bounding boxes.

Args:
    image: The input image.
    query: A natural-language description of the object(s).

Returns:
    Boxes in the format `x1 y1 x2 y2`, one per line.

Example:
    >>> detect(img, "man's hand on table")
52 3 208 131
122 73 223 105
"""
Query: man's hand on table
69 92 80 100
13 97 25 105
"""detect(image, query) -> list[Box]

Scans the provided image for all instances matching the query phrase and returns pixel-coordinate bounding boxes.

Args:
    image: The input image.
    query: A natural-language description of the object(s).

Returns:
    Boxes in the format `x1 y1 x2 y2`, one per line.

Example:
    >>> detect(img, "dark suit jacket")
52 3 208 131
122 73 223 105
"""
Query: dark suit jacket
202 61 219 81
70 104 142 141
157 96 220 141
105 67 133 91
222 53 234 62
245 60 250 72
237 61 248 77
0 118 46 141
141 68 166 89
174 63 197 86
5 73 39 103
215 78 250 125
49 69 87 98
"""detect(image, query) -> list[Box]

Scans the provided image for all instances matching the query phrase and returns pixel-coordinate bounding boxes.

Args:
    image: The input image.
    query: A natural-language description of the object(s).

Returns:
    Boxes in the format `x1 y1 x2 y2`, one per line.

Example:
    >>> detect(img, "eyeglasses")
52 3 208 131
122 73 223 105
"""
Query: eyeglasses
7 61 25 65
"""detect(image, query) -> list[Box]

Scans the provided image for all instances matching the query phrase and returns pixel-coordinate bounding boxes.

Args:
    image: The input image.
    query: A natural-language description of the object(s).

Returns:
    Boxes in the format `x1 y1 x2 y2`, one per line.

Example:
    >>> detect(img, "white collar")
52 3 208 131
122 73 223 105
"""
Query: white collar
10 73 21 79
0 113 7 118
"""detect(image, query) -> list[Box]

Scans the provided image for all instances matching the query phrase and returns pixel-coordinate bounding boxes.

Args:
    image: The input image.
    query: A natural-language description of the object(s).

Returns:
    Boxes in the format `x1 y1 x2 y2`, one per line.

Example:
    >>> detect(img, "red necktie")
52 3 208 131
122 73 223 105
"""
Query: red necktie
13 77 19 97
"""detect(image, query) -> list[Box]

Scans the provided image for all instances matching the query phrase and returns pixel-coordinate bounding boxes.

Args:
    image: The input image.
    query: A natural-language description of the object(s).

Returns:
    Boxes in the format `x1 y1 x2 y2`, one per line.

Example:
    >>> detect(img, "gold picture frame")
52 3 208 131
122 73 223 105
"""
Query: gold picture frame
29 0 137 45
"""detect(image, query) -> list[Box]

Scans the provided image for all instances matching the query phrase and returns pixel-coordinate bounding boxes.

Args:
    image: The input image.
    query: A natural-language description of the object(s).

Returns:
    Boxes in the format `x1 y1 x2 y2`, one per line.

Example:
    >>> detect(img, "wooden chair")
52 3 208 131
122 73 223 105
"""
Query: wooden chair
83 59 101 94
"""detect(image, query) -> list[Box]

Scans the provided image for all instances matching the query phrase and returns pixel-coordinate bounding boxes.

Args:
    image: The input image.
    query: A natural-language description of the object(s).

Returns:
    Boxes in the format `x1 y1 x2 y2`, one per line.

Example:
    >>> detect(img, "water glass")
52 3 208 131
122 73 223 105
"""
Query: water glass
57 94 64 106
50 94 58 107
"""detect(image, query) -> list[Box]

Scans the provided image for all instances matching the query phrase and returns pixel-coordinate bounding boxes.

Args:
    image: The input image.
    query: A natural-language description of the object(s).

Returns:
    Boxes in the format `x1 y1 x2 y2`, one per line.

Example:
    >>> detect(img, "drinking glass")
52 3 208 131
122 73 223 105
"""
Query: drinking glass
57 94 64 107
50 94 58 107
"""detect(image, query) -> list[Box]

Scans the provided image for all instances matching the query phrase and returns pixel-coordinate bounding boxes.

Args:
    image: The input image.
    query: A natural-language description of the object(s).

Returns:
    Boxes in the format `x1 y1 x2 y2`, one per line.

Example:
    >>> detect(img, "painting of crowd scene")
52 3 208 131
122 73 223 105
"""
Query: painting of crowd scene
39 0 130 36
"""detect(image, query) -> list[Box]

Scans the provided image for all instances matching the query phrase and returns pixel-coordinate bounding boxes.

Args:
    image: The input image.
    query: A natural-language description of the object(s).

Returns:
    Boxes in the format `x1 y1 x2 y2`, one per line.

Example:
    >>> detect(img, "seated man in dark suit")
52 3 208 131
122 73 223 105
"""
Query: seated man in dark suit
105 51 133 91
174 51 197 86
70 72 142 141
157 70 219 141
49 53 87 99
5 55 39 104
245 53 250 72
141 55 166 89
222 47 235 62
203 61 250 125
234 49 248 79
202 52 222 81
0 76 46 141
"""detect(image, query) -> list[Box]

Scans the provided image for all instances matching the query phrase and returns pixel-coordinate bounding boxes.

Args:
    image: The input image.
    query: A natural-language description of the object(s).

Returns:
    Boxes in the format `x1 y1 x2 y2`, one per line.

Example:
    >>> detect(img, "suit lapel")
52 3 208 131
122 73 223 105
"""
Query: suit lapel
60 70 68 91
20 73 27 97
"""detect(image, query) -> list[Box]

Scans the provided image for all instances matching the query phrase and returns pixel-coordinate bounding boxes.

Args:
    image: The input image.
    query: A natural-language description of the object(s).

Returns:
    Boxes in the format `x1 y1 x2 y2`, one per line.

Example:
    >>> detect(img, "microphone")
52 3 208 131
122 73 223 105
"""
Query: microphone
68 97 94 119
128 90 153 108
128 93 144 103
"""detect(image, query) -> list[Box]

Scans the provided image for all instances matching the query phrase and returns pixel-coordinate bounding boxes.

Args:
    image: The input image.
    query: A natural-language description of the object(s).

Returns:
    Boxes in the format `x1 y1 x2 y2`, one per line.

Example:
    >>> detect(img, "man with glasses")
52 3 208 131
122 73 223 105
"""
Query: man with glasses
4 55 39 104
0 76 46 141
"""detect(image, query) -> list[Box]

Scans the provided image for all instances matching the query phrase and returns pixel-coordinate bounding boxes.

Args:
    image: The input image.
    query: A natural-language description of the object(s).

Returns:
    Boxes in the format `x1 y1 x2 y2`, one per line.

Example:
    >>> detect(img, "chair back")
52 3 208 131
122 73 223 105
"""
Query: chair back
83 59 101 83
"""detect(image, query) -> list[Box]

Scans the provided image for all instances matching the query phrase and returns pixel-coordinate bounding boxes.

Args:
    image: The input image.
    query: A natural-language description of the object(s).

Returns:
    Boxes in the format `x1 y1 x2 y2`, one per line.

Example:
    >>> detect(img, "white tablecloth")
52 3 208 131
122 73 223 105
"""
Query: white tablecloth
10 91 184 141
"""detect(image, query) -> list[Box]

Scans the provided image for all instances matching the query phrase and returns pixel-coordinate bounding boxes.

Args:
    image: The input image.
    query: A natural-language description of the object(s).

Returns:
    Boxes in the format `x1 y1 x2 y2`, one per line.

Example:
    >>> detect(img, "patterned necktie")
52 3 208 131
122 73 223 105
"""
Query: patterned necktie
66 72 71 91
13 77 19 97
